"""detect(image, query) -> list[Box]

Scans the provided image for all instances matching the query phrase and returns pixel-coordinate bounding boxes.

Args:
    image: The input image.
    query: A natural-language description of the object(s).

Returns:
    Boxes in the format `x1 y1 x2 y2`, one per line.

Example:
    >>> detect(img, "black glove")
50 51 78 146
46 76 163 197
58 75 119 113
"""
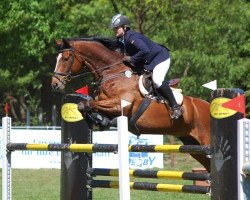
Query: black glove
123 56 134 66
122 56 131 63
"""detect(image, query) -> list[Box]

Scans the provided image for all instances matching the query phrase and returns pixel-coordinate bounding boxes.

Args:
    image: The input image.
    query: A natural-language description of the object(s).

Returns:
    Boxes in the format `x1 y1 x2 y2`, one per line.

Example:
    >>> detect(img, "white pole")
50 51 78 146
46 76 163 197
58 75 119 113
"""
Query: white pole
117 116 130 200
237 118 250 200
2 116 12 200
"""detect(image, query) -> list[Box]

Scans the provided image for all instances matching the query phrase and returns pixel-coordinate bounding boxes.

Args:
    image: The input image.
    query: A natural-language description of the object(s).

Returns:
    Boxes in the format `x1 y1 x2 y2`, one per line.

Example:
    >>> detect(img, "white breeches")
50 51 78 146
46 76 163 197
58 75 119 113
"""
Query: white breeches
152 58 170 88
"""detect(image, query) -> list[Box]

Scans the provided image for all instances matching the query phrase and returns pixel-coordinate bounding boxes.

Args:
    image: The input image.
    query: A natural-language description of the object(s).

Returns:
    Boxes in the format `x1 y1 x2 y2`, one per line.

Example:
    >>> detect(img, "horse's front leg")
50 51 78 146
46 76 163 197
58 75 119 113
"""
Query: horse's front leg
78 97 124 116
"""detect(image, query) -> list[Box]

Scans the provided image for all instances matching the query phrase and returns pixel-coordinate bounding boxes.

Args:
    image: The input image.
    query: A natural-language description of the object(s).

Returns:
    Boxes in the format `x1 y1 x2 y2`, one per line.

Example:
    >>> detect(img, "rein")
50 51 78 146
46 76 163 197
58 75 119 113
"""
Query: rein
94 60 123 74
53 46 124 86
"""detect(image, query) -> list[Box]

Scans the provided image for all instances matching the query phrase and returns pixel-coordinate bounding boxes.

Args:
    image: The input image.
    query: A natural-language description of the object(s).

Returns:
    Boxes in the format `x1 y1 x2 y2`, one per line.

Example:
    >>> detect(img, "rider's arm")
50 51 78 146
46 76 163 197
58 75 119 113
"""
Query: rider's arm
128 37 150 66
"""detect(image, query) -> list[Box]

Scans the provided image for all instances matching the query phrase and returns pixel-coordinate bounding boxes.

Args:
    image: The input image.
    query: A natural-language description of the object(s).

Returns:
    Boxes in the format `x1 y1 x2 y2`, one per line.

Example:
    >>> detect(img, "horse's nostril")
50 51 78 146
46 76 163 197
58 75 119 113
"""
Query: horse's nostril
52 83 58 90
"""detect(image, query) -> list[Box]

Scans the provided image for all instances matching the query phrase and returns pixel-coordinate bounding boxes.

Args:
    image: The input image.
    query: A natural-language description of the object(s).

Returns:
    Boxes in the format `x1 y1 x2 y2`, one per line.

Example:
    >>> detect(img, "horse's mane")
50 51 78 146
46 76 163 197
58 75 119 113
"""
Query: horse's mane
67 36 123 52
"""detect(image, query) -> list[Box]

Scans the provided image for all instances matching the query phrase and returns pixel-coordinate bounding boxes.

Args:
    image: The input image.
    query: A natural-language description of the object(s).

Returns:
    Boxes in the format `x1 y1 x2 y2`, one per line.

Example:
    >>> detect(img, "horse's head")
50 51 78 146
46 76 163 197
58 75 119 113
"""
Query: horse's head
51 37 124 92
51 38 84 91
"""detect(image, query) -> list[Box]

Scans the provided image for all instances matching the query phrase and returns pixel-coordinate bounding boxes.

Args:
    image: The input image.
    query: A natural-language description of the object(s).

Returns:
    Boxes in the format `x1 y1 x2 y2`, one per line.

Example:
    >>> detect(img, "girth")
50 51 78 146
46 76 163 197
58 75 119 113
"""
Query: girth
129 97 152 136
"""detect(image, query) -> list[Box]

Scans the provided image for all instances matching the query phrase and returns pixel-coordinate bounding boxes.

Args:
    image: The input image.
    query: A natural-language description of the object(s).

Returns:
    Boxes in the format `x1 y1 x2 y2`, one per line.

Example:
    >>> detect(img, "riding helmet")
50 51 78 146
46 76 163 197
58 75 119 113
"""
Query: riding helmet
110 14 130 29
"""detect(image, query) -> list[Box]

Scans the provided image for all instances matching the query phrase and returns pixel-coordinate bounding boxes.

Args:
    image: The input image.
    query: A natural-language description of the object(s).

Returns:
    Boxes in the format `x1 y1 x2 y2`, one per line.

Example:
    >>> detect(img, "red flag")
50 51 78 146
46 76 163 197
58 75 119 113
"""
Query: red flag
75 85 89 95
222 95 246 117
5 103 9 116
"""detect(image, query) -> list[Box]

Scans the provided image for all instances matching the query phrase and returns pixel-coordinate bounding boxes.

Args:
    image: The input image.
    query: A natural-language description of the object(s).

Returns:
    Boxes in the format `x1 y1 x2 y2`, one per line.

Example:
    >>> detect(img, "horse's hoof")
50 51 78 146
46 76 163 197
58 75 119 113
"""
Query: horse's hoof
109 118 117 126
77 102 85 111
77 101 92 112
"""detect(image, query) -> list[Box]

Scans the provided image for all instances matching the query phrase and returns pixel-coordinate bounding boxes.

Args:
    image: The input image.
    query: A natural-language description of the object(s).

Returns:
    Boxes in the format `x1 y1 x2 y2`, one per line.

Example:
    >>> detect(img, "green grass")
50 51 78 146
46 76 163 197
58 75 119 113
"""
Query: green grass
0 169 60 200
0 154 210 199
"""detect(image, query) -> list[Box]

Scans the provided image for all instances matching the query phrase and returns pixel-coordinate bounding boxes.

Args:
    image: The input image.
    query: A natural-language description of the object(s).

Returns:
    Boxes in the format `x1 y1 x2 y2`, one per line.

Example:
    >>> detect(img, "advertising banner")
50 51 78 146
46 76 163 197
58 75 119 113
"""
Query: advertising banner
0 129 61 169
0 129 163 169
92 131 163 169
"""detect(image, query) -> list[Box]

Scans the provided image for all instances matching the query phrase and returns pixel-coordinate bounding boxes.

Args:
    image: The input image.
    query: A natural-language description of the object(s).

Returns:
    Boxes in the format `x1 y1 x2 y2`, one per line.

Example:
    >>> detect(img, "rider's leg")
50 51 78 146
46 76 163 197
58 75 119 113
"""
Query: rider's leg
152 59 182 119
157 82 182 119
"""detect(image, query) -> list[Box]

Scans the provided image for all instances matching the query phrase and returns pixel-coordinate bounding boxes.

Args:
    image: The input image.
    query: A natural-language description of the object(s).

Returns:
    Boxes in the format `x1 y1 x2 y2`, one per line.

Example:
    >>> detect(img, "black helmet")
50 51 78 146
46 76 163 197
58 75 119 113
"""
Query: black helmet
110 14 130 29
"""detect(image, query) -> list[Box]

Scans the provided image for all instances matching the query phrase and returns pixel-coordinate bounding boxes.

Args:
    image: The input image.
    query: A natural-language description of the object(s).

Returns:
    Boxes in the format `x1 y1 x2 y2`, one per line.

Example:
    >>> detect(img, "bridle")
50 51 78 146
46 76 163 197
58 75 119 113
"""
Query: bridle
52 47 88 86
53 45 126 87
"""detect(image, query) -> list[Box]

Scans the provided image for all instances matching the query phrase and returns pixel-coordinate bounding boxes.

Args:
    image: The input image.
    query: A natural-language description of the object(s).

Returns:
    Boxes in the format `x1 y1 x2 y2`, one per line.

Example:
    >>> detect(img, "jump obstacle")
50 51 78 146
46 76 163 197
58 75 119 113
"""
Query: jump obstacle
6 143 210 154
2 118 211 198
88 180 210 194
2 88 250 200
86 168 211 181
87 167 211 194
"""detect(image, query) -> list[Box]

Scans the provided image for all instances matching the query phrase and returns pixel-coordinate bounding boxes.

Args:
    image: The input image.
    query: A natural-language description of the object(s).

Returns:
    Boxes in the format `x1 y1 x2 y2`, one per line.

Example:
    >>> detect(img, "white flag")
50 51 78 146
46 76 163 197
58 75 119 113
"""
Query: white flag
121 99 131 108
202 80 217 90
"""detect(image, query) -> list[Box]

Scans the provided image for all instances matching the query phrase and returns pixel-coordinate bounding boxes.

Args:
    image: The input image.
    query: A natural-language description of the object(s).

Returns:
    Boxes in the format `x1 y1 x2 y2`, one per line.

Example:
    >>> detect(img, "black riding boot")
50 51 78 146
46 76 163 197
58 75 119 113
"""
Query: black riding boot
157 82 182 119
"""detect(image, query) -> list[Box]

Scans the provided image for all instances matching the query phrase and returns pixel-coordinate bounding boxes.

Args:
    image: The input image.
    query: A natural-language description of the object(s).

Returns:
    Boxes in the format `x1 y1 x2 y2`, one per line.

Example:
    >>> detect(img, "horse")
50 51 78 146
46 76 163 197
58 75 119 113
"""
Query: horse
51 37 211 171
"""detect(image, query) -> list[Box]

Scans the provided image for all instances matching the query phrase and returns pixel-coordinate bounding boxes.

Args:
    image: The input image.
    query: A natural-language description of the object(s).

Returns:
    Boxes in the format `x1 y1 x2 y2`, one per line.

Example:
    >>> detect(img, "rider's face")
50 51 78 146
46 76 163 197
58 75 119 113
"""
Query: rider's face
113 26 125 38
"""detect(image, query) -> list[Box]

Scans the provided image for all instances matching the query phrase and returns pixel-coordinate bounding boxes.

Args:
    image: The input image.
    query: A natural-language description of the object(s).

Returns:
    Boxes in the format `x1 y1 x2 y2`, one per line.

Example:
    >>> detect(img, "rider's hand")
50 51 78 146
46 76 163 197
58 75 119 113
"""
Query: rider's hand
122 56 131 63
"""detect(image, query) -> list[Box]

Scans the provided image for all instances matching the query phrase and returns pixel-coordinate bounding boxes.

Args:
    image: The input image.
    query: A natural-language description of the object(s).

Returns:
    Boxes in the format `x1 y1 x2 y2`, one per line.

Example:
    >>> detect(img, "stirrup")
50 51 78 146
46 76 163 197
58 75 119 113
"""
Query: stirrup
170 107 183 119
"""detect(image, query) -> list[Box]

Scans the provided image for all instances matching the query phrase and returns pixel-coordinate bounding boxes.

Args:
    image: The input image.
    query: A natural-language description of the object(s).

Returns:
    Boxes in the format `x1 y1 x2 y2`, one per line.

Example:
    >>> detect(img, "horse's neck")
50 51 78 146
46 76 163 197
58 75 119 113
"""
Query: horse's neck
82 43 124 76
85 42 121 64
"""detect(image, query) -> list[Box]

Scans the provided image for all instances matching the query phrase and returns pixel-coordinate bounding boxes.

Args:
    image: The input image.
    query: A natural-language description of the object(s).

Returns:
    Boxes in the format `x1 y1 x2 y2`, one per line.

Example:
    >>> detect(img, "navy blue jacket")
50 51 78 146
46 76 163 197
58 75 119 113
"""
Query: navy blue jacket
123 29 170 70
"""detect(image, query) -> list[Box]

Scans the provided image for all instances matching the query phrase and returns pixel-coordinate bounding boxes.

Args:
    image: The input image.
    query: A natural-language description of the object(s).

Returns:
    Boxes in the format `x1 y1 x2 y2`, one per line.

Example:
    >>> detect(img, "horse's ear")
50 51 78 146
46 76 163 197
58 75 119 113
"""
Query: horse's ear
55 39 62 49
62 38 71 49
56 39 62 47
55 39 62 46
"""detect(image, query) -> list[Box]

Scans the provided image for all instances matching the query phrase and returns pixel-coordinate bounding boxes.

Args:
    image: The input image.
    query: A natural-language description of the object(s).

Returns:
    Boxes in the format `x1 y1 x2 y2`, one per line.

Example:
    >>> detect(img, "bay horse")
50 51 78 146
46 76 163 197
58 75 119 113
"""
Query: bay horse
51 37 211 171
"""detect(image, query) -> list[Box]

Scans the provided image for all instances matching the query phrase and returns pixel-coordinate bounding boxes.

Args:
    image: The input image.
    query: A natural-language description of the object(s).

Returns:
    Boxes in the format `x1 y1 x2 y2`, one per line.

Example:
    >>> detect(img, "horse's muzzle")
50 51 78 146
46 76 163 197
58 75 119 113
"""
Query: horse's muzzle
51 78 65 92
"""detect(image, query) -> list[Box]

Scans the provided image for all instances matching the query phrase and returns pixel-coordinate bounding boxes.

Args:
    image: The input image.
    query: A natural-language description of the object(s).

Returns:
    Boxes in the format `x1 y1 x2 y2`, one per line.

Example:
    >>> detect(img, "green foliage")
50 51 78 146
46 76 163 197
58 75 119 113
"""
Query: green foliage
0 0 249 123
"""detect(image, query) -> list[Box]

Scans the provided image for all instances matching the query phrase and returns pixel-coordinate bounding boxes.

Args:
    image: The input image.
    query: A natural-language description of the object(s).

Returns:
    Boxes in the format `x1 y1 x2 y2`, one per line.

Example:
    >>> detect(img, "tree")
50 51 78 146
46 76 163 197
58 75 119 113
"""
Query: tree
0 0 89 123
0 0 249 124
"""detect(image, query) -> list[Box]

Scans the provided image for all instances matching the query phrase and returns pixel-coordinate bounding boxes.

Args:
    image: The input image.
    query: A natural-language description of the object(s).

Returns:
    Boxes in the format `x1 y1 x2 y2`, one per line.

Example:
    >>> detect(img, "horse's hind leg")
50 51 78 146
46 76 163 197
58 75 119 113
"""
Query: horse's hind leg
182 98 211 171
178 136 210 172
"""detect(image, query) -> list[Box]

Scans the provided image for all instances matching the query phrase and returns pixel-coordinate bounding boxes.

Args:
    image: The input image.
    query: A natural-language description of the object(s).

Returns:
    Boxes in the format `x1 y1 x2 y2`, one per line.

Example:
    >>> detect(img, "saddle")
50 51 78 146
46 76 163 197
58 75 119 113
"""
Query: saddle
128 73 184 135
138 72 183 105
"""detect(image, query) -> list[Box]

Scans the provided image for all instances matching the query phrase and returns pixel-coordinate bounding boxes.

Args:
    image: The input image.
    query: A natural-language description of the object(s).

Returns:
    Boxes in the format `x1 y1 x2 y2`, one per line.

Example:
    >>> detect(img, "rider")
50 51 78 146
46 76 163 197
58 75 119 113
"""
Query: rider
110 13 182 119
